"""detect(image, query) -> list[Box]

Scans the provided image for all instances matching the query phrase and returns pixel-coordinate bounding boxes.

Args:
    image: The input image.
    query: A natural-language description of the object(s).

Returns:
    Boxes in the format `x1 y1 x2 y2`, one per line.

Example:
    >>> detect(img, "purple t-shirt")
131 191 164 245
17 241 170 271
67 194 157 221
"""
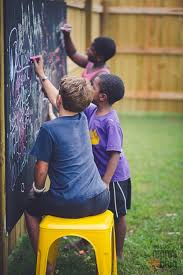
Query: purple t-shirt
84 104 130 182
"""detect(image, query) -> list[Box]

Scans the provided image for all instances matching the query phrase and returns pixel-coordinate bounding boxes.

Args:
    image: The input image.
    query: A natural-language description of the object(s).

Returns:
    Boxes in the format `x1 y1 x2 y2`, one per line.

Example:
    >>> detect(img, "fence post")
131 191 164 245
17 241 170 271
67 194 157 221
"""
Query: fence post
85 0 92 49
100 0 108 35
0 0 8 274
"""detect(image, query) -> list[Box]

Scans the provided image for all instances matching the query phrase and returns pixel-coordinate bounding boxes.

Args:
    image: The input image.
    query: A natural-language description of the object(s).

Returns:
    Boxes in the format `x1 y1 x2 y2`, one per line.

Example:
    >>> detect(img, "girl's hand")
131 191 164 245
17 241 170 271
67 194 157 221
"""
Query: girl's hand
60 23 72 34
33 55 45 78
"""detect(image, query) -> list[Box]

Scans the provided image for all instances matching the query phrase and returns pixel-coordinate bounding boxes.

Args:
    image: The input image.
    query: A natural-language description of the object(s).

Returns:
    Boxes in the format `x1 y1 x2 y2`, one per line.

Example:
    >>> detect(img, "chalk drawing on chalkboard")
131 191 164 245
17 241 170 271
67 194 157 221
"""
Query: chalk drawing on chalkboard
5 0 67 232
20 183 25 193
7 2 49 192
6 1 67 192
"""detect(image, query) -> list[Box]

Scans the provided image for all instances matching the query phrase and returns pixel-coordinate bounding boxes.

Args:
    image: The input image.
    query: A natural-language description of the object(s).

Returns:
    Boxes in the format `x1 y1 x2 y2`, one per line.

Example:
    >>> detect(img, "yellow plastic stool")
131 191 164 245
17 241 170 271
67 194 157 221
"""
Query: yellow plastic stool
36 210 117 275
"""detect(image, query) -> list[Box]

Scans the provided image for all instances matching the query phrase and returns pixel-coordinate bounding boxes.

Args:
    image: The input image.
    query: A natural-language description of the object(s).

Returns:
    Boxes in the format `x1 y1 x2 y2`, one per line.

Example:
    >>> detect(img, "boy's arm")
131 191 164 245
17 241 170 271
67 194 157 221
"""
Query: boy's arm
102 151 120 187
61 24 88 68
34 160 48 190
28 160 48 198
33 56 58 107
48 103 57 120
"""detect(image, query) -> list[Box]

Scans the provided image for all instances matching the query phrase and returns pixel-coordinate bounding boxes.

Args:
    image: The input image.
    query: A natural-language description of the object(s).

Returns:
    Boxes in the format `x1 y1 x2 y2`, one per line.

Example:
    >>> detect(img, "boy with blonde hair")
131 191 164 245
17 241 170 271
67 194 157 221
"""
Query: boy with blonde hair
25 57 110 274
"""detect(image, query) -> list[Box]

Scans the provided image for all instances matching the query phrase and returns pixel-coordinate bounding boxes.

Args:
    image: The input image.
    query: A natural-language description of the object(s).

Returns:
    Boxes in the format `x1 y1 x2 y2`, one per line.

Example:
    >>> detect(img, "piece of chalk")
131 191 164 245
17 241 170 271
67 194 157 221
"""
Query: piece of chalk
60 26 71 31
30 55 40 63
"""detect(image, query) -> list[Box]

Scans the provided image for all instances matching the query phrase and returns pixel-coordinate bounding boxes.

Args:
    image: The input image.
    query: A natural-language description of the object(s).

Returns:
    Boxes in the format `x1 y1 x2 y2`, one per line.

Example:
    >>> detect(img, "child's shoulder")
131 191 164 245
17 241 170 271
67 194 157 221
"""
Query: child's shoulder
42 117 59 126
40 118 59 134
102 110 122 131
104 109 120 124
84 103 97 117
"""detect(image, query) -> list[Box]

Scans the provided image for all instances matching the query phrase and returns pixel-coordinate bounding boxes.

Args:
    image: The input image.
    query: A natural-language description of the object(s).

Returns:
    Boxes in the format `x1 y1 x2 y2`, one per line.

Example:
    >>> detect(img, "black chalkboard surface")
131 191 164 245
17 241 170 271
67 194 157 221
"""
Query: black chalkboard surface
4 0 66 232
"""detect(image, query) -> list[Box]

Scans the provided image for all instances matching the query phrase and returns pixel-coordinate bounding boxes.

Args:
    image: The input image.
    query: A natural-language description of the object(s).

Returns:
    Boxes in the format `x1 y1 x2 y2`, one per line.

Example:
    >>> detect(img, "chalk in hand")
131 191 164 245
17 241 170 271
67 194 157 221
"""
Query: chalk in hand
30 55 40 63
60 26 72 32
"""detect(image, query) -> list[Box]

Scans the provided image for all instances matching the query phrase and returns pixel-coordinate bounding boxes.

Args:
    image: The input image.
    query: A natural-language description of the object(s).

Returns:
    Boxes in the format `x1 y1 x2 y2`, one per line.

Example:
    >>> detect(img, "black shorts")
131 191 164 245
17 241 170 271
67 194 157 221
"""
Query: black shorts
26 189 110 219
108 178 131 221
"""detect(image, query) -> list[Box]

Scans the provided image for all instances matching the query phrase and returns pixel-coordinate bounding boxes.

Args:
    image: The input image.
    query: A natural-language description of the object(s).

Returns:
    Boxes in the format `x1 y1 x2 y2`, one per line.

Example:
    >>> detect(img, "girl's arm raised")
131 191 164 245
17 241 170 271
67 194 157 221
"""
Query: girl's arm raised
61 24 88 68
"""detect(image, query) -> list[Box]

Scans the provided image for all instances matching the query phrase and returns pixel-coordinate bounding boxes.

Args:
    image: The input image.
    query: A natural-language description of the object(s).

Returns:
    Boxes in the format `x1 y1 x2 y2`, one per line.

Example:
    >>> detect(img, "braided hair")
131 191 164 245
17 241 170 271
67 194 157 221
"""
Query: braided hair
98 74 125 105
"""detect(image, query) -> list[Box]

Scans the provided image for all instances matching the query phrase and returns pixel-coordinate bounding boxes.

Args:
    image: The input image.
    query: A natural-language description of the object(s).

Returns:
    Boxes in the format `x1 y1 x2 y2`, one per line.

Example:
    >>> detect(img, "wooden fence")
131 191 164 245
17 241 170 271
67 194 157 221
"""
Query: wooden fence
0 0 183 274
103 0 183 112
66 0 183 112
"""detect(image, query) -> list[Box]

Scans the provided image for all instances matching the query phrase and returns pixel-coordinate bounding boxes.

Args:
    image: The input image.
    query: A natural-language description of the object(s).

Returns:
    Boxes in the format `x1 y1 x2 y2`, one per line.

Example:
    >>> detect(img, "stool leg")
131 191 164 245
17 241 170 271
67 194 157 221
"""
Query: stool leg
94 232 112 275
36 231 53 275
36 246 48 275
48 239 60 274
112 227 117 275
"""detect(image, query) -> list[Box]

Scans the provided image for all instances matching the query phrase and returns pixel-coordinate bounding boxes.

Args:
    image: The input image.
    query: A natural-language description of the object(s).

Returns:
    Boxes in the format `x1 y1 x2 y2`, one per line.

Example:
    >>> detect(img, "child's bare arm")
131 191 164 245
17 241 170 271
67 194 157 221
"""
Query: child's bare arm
61 24 88 68
34 160 48 190
102 152 121 187
33 56 58 107
48 103 57 120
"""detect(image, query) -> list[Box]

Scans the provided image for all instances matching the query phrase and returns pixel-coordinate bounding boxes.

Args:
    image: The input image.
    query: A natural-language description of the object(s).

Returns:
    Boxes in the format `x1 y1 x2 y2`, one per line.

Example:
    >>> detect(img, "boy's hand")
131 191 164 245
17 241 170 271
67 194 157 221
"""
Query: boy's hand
102 177 110 189
60 24 72 34
33 55 46 78
28 187 36 200
105 183 110 189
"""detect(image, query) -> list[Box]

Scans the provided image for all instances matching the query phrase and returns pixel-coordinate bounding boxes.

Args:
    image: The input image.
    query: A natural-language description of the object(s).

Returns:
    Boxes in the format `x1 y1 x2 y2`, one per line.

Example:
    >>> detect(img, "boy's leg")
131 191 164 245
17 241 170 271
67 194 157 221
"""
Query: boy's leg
24 211 41 255
108 179 131 260
24 211 54 274
115 215 126 259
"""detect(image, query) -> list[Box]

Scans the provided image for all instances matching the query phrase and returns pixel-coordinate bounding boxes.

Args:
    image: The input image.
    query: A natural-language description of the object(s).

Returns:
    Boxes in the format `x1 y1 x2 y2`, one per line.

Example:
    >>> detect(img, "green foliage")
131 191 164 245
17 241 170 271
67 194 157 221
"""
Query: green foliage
8 234 35 275
8 113 183 275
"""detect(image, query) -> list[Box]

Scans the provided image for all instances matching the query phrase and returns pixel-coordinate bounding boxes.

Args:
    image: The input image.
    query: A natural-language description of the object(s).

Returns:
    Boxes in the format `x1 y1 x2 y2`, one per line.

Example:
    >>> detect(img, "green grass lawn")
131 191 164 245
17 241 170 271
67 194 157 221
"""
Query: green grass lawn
8 112 183 275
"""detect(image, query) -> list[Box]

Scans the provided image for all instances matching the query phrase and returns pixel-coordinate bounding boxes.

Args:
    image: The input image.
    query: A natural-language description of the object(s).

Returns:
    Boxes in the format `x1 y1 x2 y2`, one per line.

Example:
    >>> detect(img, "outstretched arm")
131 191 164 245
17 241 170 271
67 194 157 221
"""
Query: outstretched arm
48 103 57 120
61 24 88 68
33 56 58 108
102 152 120 188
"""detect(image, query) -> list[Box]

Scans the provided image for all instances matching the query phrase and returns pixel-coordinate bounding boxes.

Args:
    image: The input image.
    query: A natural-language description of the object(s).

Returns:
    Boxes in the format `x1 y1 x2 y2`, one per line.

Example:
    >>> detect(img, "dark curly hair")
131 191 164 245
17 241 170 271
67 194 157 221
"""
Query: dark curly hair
98 74 125 105
93 37 116 61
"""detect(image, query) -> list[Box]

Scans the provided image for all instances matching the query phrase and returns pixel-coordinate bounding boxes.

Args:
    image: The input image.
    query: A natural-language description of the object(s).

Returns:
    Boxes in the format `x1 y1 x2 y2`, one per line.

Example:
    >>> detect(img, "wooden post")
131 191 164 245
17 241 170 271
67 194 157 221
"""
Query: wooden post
100 0 108 36
0 0 8 274
85 0 92 49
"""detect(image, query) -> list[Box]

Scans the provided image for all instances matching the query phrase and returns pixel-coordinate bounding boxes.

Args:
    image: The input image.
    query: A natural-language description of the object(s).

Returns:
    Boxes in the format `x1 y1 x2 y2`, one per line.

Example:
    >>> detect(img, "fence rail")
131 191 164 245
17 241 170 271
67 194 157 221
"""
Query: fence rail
107 7 183 15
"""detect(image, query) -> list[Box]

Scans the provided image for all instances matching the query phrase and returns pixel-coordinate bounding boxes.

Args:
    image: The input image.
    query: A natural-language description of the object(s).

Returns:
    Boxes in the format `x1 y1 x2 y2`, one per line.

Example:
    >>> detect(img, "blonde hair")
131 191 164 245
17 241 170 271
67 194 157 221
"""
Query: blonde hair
59 76 93 112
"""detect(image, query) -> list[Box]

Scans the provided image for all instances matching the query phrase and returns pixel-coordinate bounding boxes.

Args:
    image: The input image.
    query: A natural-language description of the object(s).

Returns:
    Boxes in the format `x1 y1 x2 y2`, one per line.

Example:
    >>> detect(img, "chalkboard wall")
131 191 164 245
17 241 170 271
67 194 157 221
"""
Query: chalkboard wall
4 0 66 232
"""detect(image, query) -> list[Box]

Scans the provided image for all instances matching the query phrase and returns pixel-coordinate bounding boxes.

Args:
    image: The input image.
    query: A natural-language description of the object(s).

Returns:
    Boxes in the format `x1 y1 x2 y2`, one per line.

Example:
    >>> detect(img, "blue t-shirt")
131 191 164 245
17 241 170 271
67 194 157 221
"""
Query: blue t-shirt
31 113 106 200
